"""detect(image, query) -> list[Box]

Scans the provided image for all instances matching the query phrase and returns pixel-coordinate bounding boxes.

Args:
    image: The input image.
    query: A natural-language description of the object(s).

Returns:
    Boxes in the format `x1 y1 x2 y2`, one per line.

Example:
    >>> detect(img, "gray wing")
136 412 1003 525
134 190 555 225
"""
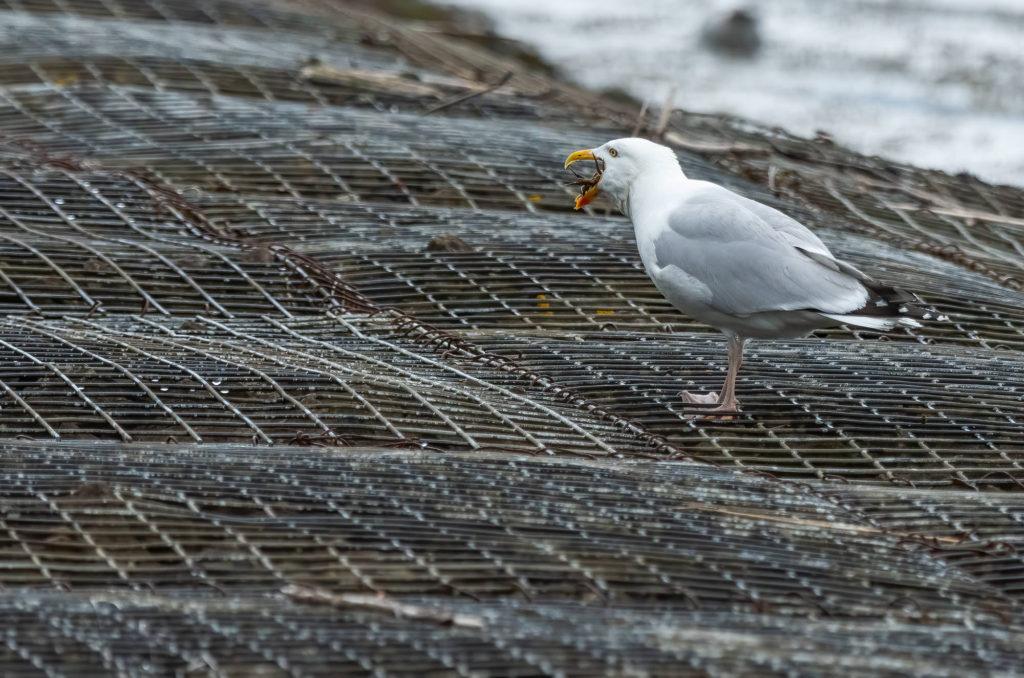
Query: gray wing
653 192 868 316
732 193 872 280
732 194 829 252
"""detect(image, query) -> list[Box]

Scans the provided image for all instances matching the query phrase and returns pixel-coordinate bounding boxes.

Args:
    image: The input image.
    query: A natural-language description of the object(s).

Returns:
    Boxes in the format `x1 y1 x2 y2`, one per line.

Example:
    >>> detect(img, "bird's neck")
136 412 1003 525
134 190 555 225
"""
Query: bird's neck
625 165 689 222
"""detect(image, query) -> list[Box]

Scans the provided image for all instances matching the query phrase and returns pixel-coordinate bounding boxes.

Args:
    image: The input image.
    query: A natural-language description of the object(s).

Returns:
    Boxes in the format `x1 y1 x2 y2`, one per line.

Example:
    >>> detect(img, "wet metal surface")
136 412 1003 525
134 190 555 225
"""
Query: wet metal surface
0 0 1022 675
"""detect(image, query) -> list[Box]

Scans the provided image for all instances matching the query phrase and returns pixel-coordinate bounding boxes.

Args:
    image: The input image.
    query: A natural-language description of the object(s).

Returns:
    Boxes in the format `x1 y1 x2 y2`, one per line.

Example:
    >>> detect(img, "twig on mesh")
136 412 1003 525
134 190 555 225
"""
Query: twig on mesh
886 595 931 623
422 71 513 115
663 130 772 156
653 86 676 140
287 430 448 452
977 470 1024 491
785 591 833 617
630 99 649 138
288 431 338 447
282 585 485 628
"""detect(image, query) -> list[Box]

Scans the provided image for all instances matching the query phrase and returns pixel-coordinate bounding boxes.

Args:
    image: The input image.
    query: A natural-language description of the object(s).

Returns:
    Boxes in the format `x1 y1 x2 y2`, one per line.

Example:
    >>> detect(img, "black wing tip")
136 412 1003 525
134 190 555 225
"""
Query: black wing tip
859 282 938 320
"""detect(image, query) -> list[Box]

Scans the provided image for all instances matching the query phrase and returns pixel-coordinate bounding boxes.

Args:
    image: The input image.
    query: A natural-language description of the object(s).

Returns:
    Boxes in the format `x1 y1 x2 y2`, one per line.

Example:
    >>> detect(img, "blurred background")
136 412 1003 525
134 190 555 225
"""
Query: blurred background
440 0 1024 187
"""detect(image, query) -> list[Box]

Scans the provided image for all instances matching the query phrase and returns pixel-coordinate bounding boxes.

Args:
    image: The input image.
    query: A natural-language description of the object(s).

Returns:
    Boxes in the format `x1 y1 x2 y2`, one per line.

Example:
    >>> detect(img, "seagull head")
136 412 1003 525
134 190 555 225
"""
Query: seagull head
564 137 683 210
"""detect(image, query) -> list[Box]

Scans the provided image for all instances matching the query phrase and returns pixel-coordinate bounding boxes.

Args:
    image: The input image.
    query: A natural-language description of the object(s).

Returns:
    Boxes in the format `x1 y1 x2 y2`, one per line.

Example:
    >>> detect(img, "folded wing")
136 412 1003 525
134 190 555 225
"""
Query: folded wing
653 191 869 316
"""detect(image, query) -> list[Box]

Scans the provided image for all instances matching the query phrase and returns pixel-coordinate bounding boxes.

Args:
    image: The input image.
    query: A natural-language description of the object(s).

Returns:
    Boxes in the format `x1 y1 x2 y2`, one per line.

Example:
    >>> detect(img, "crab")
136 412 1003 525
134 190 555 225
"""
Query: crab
564 153 604 210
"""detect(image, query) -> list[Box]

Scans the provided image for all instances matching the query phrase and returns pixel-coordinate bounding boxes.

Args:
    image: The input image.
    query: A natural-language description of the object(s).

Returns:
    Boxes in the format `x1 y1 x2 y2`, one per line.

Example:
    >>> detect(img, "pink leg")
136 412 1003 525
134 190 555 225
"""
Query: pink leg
681 336 745 415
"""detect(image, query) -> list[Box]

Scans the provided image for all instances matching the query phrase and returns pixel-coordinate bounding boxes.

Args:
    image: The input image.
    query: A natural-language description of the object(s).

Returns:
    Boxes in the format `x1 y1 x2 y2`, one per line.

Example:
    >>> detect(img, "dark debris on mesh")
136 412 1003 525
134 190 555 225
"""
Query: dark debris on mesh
0 0 1023 675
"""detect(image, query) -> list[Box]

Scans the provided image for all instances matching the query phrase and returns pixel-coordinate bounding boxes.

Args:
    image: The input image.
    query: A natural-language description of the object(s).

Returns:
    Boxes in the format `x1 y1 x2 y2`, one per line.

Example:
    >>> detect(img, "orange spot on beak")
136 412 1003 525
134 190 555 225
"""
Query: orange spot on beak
574 184 600 210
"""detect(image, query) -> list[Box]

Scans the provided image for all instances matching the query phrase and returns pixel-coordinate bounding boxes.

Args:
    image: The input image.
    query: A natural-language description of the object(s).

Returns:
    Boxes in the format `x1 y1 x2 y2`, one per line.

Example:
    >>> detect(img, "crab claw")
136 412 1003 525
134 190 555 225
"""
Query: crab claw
564 149 602 209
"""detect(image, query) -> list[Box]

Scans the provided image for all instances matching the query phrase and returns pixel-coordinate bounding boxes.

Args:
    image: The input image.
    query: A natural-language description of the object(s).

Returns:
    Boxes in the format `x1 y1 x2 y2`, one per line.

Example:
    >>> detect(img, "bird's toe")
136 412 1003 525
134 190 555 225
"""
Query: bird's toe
680 390 719 405
681 392 741 421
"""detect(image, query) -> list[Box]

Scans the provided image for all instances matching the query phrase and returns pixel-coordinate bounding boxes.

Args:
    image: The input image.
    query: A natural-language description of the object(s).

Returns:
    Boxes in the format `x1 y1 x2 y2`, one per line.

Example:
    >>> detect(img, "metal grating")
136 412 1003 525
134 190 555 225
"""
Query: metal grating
0 300 1021 486
224 197 1024 348
0 159 1015 346
0 54 574 122
0 442 1021 606
2 595 1020 677
0 153 1020 486
0 152 1019 342
0 443 1022 676
0 0 1017 485
0 84 621 209
0 0 1023 674
0 314 646 455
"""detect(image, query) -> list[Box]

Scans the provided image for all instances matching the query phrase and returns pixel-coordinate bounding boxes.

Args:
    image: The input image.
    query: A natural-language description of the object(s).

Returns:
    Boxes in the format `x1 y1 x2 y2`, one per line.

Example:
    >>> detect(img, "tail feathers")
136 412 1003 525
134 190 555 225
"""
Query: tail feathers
864 282 924 313
820 313 922 331
820 281 941 331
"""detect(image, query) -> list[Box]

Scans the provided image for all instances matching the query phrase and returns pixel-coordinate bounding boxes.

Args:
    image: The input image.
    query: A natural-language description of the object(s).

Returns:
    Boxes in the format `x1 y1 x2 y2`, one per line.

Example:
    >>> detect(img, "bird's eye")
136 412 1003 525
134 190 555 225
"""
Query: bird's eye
608 148 619 157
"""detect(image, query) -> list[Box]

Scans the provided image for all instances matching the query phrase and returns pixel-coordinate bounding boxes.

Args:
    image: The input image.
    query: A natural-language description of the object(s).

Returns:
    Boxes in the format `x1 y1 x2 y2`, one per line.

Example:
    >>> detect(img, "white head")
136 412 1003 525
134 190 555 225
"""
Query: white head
564 137 684 212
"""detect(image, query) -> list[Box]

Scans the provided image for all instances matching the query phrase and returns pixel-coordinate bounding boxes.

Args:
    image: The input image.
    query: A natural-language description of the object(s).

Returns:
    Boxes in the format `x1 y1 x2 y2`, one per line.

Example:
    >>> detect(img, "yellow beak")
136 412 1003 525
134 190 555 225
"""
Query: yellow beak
563 148 601 210
563 149 596 168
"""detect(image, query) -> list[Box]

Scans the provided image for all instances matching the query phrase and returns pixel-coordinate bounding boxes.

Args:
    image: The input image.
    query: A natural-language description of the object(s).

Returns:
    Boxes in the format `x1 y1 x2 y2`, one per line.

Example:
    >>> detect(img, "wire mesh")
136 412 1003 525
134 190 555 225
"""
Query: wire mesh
0 154 1021 485
0 314 647 455
0 442 1022 676
2 593 1020 677
1 306 1021 486
0 0 1017 485
0 441 1019 606
1 0 1023 674
0 83 620 210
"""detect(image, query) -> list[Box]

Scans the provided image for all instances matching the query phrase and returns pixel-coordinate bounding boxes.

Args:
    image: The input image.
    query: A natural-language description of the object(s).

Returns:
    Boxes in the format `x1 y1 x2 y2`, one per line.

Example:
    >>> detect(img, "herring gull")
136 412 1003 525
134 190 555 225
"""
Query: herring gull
564 137 925 415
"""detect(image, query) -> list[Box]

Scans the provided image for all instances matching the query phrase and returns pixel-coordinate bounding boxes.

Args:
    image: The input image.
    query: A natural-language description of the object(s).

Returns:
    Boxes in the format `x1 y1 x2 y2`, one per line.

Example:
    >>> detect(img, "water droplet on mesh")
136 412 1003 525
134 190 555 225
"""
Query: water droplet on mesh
54 198 65 205
116 202 126 209
212 379 222 386
159 387 169 392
